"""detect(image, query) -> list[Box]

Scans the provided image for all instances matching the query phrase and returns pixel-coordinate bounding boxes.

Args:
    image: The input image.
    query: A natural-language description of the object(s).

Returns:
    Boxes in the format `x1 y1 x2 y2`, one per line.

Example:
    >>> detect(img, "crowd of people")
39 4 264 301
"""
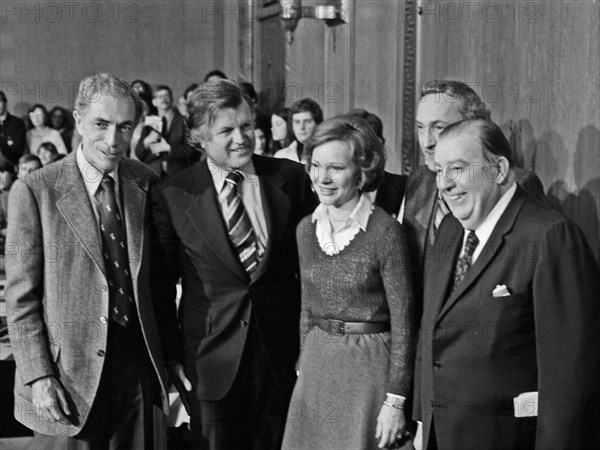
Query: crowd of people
2 72 599 450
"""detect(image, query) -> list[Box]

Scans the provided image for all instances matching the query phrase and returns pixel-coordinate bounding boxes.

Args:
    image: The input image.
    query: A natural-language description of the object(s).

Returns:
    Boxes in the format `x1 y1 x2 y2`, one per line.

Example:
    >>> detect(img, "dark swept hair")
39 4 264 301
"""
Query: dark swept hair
153 85 173 99
28 104 50 128
185 79 252 152
439 119 513 167
183 83 199 100
0 91 7 103
37 141 58 156
290 98 324 125
304 114 385 193
348 108 384 144
271 107 294 150
75 73 144 124
204 69 228 82
420 80 491 121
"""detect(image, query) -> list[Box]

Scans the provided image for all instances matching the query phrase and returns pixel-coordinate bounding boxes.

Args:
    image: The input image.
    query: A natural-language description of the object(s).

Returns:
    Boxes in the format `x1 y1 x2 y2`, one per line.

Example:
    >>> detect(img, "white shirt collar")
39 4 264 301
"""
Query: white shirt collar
206 156 258 192
76 144 119 198
467 182 517 262
312 193 374 255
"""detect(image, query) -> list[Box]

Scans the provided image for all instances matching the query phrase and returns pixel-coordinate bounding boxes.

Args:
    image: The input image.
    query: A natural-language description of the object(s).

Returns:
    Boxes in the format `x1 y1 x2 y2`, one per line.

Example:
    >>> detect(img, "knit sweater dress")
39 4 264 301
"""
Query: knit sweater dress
282 206 416 450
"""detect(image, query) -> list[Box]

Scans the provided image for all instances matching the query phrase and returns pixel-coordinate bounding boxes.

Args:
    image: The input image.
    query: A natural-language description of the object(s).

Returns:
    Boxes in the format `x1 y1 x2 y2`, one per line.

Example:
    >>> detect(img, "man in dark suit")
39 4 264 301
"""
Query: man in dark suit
417 119 600 450
150 79 317 449
135 84 198 176
0 90 26 165
6 74 169 448
402 80 546 279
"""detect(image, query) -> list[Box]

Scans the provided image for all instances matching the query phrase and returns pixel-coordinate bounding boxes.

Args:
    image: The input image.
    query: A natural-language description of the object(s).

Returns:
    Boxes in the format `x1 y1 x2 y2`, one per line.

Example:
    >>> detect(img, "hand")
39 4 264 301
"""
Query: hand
31 376 71 425
143 130 161 147
376 403 406 449
166 362 192 414
149 139 171 155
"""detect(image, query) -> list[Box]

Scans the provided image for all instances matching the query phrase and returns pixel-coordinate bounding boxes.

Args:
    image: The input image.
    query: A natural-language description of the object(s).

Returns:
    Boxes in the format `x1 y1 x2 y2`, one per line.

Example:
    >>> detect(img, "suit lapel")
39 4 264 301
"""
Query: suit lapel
119 160 146 284
184 161 249 283
251 156 290 282
437 189 528 322
55 154 105 276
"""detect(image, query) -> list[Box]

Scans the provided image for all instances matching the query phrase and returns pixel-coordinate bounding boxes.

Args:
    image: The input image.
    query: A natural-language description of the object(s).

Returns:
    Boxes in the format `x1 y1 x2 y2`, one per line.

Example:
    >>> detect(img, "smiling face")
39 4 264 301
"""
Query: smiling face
192 102 255 170
435 133 507 230
310 140 361 209
292 111 317 144
271 114 288 142
416 94 465 170
74 94 136 174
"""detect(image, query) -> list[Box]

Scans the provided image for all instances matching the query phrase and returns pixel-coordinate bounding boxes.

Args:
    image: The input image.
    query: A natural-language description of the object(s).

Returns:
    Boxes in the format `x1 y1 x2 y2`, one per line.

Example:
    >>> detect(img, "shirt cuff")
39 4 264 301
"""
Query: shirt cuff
385 393 406 404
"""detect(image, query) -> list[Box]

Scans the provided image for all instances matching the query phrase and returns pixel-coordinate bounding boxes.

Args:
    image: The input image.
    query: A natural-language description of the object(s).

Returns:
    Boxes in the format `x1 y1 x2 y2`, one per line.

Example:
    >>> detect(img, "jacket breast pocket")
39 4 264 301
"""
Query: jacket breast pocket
479 293 534 342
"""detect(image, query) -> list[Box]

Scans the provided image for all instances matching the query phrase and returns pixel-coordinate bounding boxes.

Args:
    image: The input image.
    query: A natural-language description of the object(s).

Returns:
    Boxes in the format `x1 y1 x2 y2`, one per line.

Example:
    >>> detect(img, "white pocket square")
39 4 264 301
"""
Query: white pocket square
492 284 511 297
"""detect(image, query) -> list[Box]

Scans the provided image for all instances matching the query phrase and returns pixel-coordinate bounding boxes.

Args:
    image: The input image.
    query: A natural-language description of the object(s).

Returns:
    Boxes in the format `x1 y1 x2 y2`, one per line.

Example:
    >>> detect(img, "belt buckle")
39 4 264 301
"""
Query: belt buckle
328 319 344 336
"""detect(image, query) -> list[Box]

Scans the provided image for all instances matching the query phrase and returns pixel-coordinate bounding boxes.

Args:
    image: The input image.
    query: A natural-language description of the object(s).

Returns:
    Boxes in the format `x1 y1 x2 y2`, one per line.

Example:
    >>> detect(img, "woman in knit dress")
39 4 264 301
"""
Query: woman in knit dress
282 115 416 449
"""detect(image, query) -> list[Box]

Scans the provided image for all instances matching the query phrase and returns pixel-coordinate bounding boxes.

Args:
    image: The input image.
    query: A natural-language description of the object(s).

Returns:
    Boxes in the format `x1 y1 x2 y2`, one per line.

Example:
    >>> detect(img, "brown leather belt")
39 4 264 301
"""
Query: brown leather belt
311 318 390 336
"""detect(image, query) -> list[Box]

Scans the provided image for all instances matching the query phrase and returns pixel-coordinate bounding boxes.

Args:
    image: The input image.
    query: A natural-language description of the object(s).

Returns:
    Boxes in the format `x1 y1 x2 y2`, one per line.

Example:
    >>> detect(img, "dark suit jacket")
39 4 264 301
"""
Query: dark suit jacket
0 112 27 165
135 109 199 176
150 155 317 401
403 165 546 286
5 153 169 436
416 187 600 450
374 171 407 218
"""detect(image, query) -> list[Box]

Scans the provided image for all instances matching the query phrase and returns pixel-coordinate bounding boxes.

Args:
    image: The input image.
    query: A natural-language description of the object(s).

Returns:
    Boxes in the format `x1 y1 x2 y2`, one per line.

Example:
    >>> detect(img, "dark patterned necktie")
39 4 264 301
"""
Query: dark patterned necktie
97 176 135 327
452 230 479 291
219 171 259 274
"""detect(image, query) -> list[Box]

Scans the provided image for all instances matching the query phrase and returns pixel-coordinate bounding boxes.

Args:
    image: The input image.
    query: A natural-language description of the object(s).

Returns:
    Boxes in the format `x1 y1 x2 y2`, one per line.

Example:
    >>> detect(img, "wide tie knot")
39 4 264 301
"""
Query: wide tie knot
464 231 479 258
101 175 116 194
225 170 244 189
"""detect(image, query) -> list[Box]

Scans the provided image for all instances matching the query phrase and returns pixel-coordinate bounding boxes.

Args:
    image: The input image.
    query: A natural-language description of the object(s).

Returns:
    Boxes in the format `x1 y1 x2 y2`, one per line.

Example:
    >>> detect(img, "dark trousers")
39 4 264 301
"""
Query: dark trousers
190 324 295 450
31 321 157 450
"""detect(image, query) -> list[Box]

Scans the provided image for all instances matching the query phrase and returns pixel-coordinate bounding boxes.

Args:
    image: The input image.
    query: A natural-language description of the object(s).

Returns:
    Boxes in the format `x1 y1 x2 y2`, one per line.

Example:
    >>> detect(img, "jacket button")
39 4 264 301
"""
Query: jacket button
99 316 108 323
433 360 441 369
97 350 105 357
240 320 248 328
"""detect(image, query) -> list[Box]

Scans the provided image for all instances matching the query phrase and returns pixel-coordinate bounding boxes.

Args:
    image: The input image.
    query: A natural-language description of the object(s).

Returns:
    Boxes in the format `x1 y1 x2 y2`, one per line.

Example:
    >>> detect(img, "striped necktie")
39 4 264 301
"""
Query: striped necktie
220 170 259 274
452 230 479 292
97 176 135 327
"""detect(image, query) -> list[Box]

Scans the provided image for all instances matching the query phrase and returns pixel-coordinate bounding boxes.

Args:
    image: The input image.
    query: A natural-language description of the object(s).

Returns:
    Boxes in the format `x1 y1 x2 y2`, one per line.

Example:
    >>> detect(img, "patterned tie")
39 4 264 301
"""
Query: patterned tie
452 230 479 291
97 176 135 327
220 171 260 274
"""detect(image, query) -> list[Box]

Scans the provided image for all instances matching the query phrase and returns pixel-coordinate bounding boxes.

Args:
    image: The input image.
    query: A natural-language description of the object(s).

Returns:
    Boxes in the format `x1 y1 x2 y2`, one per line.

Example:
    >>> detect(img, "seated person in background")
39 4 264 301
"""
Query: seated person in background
135 85 198 176
26 104 67 156
177 83 199 117
275 98 323 164
37 142 60 166
17 154 42 178
49 106 74 153
254 128 268 155
0 90 27 165
0 160 15 238
204 69 227 82
349 108 407 218
271 107 294 154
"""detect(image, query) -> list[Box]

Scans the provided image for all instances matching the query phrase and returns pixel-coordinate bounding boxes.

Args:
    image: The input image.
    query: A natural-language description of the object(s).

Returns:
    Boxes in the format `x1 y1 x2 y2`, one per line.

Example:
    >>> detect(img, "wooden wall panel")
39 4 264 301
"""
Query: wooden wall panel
418 0 600 259
0 2 215 113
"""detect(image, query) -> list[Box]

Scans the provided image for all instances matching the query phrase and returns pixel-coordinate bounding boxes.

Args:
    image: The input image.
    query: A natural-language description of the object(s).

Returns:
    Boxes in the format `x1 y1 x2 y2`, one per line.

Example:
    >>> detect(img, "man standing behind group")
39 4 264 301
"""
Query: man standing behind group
402 80 545 279
0 91 26 166
417 119 600 449
150 79 317 449
136 84 198 176
6 73 168 448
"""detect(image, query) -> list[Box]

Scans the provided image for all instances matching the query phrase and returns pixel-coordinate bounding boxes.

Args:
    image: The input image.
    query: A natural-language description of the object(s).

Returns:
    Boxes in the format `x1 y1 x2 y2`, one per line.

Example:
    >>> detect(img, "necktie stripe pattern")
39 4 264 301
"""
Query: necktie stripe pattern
452 230 479 292
220 171 259 274
98 176 135 326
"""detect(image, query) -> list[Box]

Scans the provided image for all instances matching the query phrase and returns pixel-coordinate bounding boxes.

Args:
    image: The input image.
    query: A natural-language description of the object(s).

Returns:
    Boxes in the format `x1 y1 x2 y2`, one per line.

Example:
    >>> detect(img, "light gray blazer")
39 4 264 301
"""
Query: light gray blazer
5 152 169 436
